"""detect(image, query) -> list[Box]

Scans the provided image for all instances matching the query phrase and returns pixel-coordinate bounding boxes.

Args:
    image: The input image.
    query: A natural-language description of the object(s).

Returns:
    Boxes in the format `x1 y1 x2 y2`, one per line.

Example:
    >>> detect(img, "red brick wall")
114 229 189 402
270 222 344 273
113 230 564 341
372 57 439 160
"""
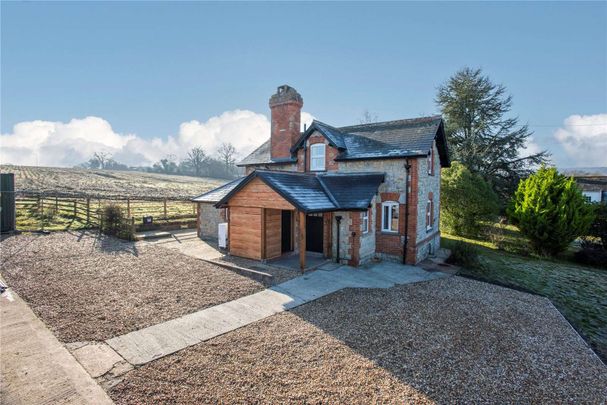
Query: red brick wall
405 160 419 263
270 101 302 160
348 212 361 266
375 192 402 257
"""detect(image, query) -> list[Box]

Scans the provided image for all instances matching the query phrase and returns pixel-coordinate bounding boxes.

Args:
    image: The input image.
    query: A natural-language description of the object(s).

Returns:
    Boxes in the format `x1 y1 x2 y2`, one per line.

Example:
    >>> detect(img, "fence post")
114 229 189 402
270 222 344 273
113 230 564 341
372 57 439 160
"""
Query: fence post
86 198 90 224
127 198 131 218
131 217 135 237
163 199 167 220
55 196 58 211
37 196 42 216
73 200 77 217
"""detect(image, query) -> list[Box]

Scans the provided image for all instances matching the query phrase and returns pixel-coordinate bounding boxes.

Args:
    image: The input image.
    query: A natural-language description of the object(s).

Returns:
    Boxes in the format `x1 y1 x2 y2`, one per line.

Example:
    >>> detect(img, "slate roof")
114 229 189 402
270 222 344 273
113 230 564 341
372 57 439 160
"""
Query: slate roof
238 115 449 167
191 177 245 203
214 170 385 213
574 176 607 192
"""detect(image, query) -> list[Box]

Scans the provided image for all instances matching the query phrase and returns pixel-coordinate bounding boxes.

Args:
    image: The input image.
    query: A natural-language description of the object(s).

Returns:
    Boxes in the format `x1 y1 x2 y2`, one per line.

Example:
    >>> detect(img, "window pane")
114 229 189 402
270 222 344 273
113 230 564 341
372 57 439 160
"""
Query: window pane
383 206 389 230
391 205 399 231
310 144 325 170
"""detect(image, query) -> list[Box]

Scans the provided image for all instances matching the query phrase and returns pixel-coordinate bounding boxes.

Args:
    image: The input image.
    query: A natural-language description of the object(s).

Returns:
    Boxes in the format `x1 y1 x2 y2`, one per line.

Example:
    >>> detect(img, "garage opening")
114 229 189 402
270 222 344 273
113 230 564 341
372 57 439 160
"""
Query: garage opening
306 213 324 253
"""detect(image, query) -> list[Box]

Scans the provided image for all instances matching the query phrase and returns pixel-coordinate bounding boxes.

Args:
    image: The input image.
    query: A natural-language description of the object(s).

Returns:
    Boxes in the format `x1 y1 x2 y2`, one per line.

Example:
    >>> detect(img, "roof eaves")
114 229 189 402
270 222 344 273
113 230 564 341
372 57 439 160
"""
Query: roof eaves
191 177 244 202
290 120 347 153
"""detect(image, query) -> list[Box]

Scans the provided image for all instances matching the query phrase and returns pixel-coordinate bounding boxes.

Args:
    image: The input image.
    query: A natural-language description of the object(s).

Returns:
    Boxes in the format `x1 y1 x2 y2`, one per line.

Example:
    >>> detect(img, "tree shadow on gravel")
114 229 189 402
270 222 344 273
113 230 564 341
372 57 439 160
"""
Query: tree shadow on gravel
67 229 140 257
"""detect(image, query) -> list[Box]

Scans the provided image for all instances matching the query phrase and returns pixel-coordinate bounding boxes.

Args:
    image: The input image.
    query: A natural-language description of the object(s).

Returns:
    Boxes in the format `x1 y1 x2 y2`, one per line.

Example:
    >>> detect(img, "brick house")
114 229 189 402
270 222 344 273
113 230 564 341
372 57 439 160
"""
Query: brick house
193 85 449 269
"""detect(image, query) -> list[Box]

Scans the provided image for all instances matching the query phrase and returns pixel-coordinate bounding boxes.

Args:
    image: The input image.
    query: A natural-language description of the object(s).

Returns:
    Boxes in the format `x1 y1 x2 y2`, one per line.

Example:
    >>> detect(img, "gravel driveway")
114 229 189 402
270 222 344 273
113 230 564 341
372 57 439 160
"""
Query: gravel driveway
0 231 263 342
109 277 607 403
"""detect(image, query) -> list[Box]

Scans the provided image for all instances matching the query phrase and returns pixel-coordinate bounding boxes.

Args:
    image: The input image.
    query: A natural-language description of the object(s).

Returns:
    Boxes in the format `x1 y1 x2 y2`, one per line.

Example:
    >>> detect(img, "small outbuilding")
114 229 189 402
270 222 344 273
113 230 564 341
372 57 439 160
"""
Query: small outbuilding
191 178 243 239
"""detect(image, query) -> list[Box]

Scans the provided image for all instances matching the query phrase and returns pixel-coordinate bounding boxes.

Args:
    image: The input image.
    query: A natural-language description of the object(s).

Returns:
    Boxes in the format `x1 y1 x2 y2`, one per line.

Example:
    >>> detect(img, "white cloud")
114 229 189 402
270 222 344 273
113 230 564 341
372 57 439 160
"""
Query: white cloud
520 135 543 158
554 113 607 167
0 110 316 167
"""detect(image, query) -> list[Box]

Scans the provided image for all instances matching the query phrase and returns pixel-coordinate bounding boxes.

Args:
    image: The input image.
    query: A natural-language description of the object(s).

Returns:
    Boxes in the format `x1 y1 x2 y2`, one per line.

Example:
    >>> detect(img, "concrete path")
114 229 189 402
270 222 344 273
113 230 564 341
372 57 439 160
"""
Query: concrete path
0 285 113 405
142 229 223 260
107 262 447 366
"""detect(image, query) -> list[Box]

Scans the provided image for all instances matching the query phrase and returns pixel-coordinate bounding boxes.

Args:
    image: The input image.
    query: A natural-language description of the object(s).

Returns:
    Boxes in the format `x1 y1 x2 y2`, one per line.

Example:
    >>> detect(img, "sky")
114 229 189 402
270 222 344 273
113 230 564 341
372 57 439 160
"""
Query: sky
1 1 606 168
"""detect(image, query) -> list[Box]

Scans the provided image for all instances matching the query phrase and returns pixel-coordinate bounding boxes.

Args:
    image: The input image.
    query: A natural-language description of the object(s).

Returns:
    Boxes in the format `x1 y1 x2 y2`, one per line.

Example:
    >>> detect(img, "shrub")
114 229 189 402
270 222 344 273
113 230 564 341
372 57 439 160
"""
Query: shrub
440 161 500 237
100 204 133 240
581 203 607 250
507 167 595 256
574 248 607 268
446 241 479 268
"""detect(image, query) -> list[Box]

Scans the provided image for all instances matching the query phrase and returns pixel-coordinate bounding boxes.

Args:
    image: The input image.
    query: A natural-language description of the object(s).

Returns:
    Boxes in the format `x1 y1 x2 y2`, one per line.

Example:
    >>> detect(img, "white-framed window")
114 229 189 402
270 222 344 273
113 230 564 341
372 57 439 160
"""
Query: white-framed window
426 198 434 231
309 143 326 171
362 210 369 234
381 201 399 232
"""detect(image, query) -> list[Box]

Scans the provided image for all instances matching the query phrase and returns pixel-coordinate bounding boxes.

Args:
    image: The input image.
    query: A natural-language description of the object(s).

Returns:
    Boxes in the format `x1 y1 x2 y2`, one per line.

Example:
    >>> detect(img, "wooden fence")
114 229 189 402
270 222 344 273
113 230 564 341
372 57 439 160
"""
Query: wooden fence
13 191 198 232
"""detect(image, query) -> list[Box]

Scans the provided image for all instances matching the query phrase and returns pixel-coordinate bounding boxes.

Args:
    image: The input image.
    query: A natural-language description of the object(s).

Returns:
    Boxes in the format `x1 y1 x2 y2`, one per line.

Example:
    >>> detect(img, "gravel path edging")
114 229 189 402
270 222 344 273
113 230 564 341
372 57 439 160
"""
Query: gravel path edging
548 299 607 367
457 272 606 365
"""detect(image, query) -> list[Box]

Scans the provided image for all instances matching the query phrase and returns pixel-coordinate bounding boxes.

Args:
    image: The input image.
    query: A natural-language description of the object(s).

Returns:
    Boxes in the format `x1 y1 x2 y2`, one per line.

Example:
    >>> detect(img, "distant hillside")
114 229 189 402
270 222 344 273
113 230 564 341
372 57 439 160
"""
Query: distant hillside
0 165 227 199
561 167 607 176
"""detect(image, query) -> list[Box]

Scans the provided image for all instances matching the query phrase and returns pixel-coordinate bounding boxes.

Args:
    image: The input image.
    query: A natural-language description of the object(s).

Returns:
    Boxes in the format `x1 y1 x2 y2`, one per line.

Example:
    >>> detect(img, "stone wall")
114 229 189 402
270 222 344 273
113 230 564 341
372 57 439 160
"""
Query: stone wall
197 203 226 239
331 211 351 264
413 142 442 262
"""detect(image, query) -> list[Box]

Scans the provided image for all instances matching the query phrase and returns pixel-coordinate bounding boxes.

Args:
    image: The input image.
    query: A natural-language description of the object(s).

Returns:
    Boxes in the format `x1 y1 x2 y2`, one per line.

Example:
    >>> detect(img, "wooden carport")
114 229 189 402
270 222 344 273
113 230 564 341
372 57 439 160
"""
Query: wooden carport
223 177 311 271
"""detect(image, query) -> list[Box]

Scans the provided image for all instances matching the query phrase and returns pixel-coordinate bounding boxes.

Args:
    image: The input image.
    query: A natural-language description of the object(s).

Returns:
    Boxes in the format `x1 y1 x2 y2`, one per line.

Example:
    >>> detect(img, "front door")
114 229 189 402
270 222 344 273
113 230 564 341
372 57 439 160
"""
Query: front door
281 210 292 253
306 214 324 253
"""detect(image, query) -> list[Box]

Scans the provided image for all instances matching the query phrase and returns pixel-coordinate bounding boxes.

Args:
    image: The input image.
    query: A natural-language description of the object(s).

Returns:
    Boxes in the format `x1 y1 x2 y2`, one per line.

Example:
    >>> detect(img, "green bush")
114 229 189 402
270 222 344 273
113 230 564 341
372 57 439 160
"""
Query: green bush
574 248 607 268
446 241 479 268
100 204 133 240
582 203 607 250
440 161 500 237
507 167 595 256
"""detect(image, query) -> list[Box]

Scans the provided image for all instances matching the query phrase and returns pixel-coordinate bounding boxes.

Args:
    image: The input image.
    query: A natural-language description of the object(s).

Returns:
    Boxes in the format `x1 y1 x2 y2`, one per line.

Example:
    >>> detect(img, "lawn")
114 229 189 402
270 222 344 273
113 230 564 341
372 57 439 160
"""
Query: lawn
0 231 263 342
442 226 607 362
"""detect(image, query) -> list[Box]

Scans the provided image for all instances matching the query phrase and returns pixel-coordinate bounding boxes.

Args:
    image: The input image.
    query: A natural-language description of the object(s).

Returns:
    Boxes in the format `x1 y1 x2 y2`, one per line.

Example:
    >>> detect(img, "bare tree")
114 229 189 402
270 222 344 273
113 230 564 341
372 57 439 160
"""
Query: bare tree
185 147 207 176
217 142 237 177
359 109 378 124
85 152 111 169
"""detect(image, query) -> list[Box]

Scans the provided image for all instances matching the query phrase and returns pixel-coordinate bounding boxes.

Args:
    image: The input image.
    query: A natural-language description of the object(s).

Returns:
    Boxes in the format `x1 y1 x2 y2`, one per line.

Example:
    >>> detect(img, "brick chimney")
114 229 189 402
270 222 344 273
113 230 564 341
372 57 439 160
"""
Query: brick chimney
269 85 303 160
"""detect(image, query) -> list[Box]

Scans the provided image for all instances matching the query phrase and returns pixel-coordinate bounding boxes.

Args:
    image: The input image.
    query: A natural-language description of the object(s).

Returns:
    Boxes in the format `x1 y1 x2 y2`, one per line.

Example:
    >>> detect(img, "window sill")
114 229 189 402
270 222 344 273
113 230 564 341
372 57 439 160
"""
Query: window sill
381 230 399 235
426 226 433 233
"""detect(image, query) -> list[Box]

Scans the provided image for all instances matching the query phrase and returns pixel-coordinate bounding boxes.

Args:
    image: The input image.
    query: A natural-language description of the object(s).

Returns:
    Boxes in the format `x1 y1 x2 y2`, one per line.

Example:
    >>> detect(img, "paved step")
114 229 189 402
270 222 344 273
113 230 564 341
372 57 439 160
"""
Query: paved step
1 284 113 405
106 263 448 366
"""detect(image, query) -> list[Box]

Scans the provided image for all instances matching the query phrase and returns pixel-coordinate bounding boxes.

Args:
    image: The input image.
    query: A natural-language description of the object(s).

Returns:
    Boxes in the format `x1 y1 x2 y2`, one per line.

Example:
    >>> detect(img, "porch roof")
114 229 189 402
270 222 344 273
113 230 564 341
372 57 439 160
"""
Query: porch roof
214 170 384 213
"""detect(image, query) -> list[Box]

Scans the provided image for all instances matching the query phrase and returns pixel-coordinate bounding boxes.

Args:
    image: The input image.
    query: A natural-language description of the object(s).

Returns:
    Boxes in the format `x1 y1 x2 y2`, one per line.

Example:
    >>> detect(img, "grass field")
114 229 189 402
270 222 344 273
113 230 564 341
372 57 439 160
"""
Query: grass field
443 224 607 362
1 165 230 231
1 165 225 199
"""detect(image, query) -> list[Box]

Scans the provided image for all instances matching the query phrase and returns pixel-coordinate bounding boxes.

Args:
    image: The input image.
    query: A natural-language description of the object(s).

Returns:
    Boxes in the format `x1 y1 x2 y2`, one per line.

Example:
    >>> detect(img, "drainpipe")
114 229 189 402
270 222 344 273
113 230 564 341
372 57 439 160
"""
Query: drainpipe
403 159 412 264
303 142 308 172
335 215 342 263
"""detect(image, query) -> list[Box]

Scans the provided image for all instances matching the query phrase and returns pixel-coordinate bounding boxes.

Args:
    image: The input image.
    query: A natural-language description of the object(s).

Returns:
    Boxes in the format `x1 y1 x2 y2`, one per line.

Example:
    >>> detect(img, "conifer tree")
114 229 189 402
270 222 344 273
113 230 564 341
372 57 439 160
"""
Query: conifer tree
508 167 594 256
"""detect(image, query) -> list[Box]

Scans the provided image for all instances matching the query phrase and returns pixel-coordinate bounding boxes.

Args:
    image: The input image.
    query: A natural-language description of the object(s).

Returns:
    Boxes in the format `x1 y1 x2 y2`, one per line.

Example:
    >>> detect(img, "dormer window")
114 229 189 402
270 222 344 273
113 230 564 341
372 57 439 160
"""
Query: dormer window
310 144 326 171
